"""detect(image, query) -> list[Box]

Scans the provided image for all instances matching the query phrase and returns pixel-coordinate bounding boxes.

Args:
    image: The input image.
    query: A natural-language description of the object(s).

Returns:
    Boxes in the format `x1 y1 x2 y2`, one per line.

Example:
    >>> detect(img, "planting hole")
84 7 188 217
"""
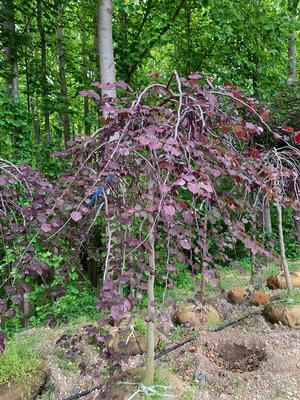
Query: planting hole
204 342 267 372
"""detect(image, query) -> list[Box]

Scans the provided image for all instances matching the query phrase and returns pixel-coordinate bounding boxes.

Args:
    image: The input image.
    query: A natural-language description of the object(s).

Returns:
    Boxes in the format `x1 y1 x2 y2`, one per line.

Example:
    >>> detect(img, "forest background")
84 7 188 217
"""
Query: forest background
1 0 300 364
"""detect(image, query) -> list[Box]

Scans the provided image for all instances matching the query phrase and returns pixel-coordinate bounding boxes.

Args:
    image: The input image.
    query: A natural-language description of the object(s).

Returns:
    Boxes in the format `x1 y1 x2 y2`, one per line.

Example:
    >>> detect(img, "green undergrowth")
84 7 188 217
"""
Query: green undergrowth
271 288 300 306
152 258 300 306
0 335 42 385
3 283 100 338
260 259 300 282
29 283 100 328
220 271 249 291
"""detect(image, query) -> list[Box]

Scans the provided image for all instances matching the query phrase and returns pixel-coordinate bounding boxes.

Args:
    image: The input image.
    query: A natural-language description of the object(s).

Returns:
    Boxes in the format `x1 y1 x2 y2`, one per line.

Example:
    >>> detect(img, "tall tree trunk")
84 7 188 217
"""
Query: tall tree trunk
185 1 192 76
120 8 129 81
2 0 20 148
263 198 272 235
276 200 292 295
98 0 116 99
56 4 70 147
37 0 51 147
81 27 91 135
93 7 100 82
294 211 300 245
145 180 155 387
252 53 260 98
288 19 297 85
24 50 31 113
30 101 41 143
3 0 19 100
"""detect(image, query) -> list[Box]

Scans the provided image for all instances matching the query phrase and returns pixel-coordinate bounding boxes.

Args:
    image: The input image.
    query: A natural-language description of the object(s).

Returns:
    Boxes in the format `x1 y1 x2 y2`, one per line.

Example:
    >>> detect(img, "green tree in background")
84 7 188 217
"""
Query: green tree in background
0 0 299 166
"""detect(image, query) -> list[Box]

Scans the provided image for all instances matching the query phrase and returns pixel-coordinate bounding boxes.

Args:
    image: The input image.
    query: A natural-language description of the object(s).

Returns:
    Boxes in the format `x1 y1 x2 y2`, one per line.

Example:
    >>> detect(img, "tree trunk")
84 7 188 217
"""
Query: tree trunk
30 101 41 143
263 198 272 236
276 200 292 295
294 211 300 245
22 294 32 328
3 0 19 100
288 21 297 85
37 0 51 147
200 200 208 304
98 0 116 99
252 53 260 98
120 7 129 81
56 4 70 147
251 210 257 284
145 180 155 387
81 27 91 135
93 5 100 82
185 1 192 76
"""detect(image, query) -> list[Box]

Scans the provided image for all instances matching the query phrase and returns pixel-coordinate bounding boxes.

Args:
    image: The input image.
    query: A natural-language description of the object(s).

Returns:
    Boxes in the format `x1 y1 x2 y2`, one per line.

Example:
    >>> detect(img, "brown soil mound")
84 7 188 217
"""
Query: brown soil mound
264 304 300 329
267 271 300 289
175 302 220 327
227 288 248 304
107 327 160 355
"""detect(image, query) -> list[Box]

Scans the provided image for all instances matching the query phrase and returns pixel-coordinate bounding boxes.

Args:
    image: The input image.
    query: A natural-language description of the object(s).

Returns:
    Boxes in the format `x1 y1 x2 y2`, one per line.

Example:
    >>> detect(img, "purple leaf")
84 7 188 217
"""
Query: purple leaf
41 223 52 233
79 90 100 102
11 294 23 305
200 182 214 193
110 305 125 323
160 184 171 193
0 299 7 313
187 182 201 194
174 178 185 186
0 176 7 185
71 211 83 222
183 210 194 225
119 214 132 225
179 239 192 250
166 264 176 272
163 205 176 217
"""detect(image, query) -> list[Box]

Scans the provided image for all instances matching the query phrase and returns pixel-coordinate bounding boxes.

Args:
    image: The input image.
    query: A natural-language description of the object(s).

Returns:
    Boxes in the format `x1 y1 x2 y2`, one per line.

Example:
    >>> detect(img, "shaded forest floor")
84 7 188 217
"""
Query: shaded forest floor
2 261 300 400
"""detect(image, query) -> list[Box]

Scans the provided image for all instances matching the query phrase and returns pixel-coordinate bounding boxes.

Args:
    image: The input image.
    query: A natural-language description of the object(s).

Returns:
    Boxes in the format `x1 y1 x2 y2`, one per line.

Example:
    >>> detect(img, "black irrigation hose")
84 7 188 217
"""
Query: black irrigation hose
154 308 263 360
154 336 194 360
60 308 263 400
60 384 104 400
211 308 263 332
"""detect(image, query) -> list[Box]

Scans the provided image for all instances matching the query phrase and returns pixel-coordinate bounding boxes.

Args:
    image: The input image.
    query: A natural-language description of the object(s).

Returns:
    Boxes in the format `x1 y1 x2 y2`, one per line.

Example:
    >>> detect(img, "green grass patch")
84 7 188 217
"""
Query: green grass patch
0 335 42 385
220 271 249 290
272 288 300 306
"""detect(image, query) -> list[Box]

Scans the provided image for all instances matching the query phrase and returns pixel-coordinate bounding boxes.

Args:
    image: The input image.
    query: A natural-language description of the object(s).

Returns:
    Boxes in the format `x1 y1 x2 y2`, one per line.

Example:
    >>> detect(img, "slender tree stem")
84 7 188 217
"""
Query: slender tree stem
276 200 292 295
145 179 155 387
263 197 272 236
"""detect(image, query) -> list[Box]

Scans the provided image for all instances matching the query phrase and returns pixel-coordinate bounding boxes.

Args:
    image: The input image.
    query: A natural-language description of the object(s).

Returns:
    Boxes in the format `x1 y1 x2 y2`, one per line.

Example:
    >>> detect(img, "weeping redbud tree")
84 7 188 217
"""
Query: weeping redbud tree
1 73 292 384
48 73 278 384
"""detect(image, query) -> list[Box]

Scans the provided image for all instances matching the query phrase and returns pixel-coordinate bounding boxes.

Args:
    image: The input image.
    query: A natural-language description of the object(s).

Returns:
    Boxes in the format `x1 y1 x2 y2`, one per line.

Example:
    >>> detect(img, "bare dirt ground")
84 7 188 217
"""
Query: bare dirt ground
20 263 300 400
164 314 300 400
32 301 300 400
